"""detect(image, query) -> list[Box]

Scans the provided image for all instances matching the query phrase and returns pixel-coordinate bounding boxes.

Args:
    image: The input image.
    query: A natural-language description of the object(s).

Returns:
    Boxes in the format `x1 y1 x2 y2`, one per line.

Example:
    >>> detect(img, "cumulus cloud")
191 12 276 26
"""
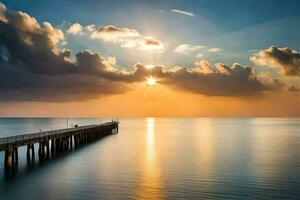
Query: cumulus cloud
161 61 283 96
174 44 205 55
90 25 164 51
66 23 96 36
66 23 83 35
250 46 300 76
0 3 133 101
171 9 194 17
0 3 286 101
0 5 75 75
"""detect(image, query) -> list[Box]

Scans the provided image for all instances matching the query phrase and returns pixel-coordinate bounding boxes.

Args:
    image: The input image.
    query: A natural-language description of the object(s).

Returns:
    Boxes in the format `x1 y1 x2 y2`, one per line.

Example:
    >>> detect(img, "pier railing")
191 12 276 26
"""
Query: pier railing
0 125 96 145
0 122 118 146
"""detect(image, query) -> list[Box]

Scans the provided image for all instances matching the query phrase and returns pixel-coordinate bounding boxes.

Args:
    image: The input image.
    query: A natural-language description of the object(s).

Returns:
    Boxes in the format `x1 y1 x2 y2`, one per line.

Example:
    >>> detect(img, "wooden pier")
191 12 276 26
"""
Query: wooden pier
0 121 119 170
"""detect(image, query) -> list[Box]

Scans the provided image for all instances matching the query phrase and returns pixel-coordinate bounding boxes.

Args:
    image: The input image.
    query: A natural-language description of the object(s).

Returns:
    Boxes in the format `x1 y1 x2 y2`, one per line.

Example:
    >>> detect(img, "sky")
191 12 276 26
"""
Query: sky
0 0 300 117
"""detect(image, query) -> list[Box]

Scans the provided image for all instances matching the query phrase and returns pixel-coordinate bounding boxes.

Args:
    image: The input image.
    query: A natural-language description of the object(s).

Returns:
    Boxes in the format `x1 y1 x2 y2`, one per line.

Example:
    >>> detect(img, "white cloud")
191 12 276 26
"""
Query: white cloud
90 25 164 51
90 25 141 41
196 53 203 58
174 44 205 55
67 23 96 36
171 9 194 17
208 48 222 52
86 24 96 32
120 36 164 51
67 23 83 35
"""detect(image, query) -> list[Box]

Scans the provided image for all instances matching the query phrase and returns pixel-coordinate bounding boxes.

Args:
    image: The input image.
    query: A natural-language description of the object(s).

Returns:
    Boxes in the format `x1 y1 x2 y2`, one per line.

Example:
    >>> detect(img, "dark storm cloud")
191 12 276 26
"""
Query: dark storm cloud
0 3 286 101
251 46 300 76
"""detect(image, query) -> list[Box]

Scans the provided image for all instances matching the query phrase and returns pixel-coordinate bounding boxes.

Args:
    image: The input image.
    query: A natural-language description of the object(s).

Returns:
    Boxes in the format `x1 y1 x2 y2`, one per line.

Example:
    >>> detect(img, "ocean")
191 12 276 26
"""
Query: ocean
0 118 299 199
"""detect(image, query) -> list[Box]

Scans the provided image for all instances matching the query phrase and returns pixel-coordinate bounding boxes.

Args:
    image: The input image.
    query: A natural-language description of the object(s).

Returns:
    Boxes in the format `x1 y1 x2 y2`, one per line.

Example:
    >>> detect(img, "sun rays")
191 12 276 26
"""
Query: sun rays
146 76 157 86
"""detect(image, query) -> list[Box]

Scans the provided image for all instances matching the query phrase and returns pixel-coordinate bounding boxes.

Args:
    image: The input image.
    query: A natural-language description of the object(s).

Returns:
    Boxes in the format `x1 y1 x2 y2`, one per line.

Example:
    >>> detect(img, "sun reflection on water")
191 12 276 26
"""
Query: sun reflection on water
134 118 165 199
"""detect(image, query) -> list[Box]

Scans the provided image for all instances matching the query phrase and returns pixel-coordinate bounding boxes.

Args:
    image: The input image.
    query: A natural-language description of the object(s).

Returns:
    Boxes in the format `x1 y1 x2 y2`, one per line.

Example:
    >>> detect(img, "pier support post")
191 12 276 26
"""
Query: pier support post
38 143 41 158
67 137 70 150
63 137 68 152
55 138 59 153
46 140 50 158
75 135 79 147
38 142 45 160
31 144 35 160
74 135 77 148
62 138 65 152
70 136 73 149
64 137 67 152
27 144 31 162
59 138 62 152
14 147 18 165
51 139 55 155
4 145 13 170
60 138 63 152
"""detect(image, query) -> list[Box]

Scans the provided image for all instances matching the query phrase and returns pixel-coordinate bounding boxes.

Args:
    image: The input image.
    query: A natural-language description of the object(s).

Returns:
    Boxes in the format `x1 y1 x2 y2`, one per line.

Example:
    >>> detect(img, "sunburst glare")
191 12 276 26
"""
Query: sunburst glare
146 76 157 86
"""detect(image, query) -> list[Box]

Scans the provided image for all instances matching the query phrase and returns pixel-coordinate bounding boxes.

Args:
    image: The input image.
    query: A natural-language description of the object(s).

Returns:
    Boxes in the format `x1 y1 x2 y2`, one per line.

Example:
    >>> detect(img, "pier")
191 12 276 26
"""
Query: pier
0 121 119 170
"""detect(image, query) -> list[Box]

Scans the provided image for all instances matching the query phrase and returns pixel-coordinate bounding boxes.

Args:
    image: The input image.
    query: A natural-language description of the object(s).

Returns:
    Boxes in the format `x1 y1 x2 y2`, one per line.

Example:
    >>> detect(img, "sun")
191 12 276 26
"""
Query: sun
146 76 157 86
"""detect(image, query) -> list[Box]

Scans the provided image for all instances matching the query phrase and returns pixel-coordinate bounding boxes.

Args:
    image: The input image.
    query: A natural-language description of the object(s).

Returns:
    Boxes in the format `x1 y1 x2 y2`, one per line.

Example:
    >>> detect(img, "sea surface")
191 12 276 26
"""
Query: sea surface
0 118 299 199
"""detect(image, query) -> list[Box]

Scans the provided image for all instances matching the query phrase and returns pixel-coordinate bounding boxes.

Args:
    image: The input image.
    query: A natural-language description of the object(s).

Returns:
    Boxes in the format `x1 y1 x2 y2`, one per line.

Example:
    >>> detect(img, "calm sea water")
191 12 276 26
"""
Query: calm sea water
0 118 299 199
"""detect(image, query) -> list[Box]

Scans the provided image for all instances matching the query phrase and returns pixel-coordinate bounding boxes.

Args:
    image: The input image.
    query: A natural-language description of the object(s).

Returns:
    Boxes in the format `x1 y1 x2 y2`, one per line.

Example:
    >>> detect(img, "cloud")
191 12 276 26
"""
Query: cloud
0 5 74 75
0 62 129 102
90 25 164 51
160 61 283 96
196 53 203 58
171 9 194 17
288 85 300 92
66 23 95 36
208 48 221 52
90 25 140 41
174 44 205 55
0 3 7 22
66 23 83 35
250 46 300 76
120 36 164 51
0 3 286 102
0 3 133 101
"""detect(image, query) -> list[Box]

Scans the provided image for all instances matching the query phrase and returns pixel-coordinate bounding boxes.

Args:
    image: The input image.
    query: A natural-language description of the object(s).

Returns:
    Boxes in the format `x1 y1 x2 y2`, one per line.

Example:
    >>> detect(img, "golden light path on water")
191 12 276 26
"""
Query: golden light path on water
134 118 165 199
